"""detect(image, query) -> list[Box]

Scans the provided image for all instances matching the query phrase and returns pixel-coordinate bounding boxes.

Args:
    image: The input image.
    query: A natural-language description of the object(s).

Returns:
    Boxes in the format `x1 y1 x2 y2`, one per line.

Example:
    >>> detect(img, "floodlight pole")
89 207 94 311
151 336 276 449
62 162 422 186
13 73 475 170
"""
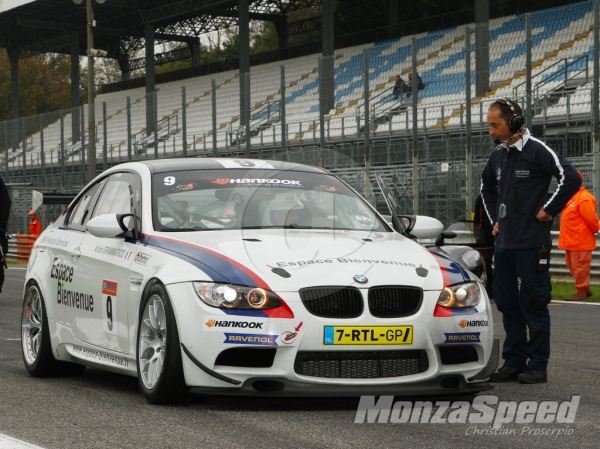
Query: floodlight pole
86 0 96 184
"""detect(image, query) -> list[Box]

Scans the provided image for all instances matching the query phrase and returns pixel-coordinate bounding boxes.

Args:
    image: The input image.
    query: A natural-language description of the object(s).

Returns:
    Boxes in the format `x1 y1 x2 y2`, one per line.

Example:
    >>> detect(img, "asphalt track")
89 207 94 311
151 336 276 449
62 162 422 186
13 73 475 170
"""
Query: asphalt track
1 268 599 449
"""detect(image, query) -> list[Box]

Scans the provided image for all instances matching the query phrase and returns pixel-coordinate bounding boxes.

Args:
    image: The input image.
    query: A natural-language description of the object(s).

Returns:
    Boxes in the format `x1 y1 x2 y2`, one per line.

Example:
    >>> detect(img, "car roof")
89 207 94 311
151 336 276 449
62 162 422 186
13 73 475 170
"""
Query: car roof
138 158 329 174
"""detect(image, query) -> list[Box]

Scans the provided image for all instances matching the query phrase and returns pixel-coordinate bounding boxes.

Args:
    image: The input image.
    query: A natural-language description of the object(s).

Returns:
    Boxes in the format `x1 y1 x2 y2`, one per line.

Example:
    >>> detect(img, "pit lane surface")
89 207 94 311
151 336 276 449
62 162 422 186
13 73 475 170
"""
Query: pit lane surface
1 269 599 448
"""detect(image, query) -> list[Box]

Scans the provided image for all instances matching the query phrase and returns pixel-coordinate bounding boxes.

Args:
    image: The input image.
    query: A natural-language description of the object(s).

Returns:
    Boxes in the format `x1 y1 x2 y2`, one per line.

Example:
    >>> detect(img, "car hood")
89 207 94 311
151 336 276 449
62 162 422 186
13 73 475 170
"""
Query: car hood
144 229 471 291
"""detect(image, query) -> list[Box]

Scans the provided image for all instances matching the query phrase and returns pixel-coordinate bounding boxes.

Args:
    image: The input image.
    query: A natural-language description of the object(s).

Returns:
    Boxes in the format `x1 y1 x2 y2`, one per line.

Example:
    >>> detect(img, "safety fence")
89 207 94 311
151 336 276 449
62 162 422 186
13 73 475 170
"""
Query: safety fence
0 1 599 233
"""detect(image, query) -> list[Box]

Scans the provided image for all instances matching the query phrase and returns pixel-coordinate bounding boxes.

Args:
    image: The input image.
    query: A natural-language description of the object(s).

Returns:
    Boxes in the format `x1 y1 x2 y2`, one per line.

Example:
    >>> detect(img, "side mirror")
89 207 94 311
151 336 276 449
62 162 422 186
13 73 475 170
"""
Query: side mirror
87 213 134 238
435 230 458 247
409 215 444 239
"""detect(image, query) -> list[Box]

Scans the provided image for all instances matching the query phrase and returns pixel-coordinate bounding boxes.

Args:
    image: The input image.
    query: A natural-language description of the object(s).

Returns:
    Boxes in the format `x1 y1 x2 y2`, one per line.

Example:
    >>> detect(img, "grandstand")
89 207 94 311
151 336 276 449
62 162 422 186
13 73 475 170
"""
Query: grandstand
1 0 599 231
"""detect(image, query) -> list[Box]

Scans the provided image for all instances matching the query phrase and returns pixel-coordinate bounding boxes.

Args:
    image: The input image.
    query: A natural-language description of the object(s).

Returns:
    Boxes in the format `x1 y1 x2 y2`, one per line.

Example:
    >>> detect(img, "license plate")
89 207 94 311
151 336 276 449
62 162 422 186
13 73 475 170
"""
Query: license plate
323 325 413 345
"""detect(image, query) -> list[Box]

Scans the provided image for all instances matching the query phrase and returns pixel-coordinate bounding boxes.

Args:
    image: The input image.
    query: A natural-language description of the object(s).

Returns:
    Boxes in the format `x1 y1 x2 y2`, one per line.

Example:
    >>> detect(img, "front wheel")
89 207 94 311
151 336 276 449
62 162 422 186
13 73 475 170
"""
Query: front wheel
21 281 85 377
137 281 187 404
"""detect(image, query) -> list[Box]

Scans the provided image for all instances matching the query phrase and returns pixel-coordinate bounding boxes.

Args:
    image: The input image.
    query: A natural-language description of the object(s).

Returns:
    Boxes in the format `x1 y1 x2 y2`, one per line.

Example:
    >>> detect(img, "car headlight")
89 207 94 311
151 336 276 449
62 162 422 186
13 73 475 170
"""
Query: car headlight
437 282 481 308
460 249 481 270
193 282 282 310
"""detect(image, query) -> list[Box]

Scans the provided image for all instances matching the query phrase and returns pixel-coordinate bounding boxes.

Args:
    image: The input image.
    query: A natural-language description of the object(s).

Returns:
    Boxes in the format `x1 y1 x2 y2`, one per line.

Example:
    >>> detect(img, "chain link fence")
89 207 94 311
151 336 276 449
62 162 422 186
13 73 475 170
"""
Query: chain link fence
0 1 599 233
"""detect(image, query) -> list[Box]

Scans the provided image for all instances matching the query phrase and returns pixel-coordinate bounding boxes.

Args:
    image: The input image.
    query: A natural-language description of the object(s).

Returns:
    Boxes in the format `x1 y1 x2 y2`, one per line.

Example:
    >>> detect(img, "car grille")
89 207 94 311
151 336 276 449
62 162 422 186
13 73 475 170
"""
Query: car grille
294 350 428 378
368 286 423 318
299 287 363 318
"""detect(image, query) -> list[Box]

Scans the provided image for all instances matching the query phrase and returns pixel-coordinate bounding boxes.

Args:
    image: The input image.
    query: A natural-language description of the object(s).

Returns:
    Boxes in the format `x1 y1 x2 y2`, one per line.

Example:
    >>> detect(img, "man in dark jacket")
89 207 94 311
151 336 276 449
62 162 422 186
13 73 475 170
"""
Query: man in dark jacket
480 98 581 384
392 75 406 100
406 73 425 98
0 177 10 293
473 193 495 297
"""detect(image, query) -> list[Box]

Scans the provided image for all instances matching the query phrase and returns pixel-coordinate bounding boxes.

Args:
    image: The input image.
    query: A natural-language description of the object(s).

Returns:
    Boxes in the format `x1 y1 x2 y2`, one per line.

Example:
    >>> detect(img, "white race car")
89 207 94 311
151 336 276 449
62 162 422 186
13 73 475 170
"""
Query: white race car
22 158 498 404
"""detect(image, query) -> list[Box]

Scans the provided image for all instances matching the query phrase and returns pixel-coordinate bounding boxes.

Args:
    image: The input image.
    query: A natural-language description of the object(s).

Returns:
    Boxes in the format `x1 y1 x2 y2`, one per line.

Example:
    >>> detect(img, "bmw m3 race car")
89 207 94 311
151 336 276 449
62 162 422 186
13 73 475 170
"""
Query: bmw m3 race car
22 158 498 404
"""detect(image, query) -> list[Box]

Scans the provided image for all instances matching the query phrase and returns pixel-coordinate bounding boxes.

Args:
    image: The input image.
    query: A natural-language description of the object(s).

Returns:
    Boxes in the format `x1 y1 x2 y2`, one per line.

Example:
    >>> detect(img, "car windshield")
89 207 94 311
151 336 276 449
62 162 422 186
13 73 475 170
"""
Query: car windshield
152 169 388 232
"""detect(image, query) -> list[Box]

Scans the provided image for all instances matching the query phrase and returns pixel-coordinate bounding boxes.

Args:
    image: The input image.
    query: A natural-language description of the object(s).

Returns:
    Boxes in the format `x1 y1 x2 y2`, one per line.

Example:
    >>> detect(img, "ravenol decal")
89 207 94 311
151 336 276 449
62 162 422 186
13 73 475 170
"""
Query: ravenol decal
444 332 481 343
428 248 470 287
140 234 294 319
102 280 118 296
223 333 278 346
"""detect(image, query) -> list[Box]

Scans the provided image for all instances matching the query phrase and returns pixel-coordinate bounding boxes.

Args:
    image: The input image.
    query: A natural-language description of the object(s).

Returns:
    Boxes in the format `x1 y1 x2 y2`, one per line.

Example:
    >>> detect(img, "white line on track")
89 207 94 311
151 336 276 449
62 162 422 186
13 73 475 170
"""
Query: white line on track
0 434 45 449
551 299 600 306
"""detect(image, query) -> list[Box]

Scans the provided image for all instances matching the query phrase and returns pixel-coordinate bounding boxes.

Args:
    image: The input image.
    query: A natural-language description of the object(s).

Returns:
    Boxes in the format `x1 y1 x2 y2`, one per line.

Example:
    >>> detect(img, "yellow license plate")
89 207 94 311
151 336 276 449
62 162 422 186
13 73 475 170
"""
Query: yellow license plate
323 325 413 345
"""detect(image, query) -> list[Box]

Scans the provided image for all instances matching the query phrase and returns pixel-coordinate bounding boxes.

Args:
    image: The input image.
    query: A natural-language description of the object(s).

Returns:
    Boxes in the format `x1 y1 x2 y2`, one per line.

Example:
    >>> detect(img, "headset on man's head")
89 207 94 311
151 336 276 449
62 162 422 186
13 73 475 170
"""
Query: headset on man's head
495 97 526 134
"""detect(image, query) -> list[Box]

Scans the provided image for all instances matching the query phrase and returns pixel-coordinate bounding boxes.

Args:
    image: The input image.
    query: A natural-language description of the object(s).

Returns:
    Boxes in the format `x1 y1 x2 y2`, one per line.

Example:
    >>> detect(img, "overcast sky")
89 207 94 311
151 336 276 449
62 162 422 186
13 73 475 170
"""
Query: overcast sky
0 0 36 13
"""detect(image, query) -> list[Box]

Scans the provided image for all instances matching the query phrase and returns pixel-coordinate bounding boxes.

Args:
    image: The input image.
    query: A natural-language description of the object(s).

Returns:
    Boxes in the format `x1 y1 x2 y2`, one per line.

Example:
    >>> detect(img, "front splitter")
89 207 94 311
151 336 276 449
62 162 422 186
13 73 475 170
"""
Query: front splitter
189 374 493 398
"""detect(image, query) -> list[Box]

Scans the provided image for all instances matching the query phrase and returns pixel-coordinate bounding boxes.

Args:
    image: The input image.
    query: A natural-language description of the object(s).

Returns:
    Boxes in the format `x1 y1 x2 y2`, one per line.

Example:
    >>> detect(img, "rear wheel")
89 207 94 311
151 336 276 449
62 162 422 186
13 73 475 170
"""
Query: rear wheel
137 281 187 404
21 281 85 377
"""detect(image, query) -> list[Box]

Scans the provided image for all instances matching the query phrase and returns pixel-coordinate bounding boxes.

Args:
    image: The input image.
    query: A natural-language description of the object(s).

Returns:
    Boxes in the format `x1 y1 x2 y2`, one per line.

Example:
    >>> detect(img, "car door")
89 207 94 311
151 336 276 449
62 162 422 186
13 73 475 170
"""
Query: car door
43 179 105 330
72 172 142 354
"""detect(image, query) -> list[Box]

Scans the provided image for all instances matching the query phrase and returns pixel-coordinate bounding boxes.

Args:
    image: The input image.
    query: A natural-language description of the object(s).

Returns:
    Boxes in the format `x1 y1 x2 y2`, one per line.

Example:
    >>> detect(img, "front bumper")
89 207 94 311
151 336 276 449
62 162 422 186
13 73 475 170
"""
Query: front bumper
185 338 500 397
189 374 493 397
168 280 498 396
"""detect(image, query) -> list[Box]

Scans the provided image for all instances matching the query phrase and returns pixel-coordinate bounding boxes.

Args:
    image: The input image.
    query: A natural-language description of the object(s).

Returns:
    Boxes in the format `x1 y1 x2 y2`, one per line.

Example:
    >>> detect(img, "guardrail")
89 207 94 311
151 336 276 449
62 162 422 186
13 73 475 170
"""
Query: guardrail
6 230 600 284
7 234 37 263
444 230 600 283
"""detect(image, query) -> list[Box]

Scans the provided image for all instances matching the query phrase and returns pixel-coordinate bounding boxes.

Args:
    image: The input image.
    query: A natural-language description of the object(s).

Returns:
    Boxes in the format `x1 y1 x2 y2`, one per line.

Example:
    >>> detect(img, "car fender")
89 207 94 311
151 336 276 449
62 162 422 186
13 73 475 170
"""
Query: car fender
438 244 484 282
128 248 215 356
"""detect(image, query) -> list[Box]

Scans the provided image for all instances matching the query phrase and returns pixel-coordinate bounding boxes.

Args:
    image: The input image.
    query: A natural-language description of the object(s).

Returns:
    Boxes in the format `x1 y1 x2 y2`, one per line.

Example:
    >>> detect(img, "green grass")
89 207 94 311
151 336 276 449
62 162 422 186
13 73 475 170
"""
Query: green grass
551 281 600 302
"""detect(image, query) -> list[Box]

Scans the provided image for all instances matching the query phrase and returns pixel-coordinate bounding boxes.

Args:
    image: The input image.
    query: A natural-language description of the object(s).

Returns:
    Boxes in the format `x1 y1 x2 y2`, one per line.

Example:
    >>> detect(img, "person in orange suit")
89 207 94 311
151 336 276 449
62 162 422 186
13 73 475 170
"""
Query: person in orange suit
558 171 600 301
28 210 42 237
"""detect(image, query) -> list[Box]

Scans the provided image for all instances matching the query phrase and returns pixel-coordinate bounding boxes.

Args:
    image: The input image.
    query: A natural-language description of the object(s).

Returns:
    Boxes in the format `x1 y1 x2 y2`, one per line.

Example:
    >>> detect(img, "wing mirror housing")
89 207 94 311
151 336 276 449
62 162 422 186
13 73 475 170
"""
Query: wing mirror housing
87 213 134 238
396 215 444 239
435 230 458 246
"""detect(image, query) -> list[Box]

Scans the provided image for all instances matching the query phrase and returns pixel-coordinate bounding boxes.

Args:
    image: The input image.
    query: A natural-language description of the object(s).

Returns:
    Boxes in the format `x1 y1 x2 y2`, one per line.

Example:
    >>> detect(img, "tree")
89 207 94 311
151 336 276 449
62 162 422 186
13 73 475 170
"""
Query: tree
0 49 72 122
79 57 123 102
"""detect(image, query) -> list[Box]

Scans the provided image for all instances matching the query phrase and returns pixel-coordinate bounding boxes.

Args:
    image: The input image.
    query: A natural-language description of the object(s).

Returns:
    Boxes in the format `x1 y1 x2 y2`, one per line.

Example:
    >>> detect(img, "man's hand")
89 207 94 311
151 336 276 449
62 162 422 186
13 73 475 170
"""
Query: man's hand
536 207 553 222
492 222 499 235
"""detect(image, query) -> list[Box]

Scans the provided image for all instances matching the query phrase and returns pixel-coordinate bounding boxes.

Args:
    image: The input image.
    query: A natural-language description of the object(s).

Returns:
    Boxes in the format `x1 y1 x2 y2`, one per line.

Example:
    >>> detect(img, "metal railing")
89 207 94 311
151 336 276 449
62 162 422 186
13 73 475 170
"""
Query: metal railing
513 55 590 99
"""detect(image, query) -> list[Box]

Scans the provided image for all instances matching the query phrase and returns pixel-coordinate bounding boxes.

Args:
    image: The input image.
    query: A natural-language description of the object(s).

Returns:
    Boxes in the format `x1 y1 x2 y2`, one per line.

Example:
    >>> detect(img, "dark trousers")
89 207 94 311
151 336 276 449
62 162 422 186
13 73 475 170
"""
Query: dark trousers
494 247 551 371
0 239 6 293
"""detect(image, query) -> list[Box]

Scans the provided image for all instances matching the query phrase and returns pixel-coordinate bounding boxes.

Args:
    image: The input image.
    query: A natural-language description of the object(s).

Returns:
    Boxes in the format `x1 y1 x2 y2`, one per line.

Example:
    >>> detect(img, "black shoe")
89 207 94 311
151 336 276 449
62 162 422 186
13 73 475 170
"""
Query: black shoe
518 369 547 384
489 366 525 382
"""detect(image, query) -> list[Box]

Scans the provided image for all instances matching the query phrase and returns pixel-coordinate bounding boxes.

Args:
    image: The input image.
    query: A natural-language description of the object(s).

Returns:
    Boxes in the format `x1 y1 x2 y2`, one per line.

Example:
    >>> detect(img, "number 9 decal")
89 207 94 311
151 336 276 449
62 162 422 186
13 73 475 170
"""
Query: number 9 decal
107 296 113 331
164 176 176 185
233 160 255 167
102 294 118 335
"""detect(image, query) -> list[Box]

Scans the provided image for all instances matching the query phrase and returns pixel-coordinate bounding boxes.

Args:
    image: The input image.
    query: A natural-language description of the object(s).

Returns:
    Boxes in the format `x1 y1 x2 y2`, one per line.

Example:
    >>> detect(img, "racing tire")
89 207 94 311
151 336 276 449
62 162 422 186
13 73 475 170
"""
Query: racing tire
21 280 86 377
136 281 188 404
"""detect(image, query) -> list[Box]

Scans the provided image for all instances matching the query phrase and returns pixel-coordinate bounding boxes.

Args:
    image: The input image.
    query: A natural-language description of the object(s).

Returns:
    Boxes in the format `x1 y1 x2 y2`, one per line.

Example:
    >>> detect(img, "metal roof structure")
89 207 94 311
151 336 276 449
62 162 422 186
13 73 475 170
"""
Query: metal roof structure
0 0 321 60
